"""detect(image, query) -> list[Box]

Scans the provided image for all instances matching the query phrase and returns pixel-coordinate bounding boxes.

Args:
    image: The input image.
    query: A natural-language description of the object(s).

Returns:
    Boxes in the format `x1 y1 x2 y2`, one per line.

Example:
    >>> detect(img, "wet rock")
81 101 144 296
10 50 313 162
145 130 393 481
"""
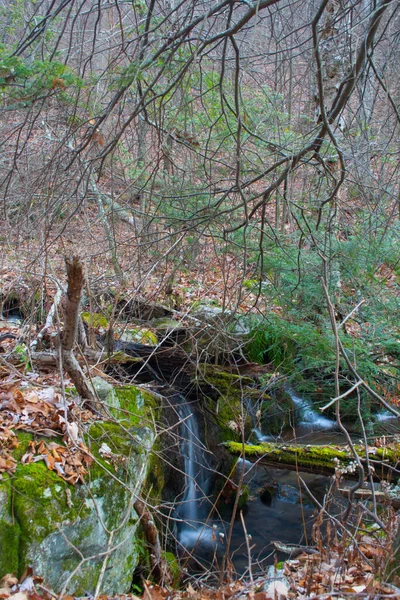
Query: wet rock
259 483 278 506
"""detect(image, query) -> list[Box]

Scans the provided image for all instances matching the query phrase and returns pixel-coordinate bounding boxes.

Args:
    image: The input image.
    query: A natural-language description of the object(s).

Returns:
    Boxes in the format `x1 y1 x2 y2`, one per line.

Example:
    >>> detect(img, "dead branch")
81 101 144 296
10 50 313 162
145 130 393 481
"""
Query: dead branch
134 498 172 586
61 256 98 411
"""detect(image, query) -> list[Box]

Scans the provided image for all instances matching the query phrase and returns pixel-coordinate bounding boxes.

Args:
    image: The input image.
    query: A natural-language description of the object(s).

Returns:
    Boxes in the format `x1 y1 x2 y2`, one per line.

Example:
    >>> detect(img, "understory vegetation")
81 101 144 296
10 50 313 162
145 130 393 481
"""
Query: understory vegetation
0 0 399 597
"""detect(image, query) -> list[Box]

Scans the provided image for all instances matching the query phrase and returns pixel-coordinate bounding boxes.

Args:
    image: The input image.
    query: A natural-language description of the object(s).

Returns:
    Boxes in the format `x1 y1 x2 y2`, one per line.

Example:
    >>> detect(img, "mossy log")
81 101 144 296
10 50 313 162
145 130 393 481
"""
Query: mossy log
225 441 400 480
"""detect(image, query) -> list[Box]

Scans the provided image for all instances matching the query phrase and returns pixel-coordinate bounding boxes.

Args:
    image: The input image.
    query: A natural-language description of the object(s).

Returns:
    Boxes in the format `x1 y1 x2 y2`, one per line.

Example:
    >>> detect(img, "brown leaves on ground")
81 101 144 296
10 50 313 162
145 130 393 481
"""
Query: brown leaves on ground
0 381 92 434
21 439 93 485
0 379 95 482
0 425 18 474
283 517 400 599
143 580 256 600
0 571 45 600
284 551 399 597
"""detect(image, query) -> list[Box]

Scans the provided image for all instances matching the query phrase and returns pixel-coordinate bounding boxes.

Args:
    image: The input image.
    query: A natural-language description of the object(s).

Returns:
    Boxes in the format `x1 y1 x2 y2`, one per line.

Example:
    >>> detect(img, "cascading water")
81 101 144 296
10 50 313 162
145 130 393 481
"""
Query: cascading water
288 390 336 430
175 396 213 548
375 410 397 423
252 428 274 442
244 397 275 442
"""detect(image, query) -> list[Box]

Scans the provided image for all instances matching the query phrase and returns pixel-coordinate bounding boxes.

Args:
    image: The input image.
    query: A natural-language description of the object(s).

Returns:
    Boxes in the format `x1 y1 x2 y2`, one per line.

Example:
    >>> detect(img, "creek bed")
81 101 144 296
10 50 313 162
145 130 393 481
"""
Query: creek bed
178 463 324 576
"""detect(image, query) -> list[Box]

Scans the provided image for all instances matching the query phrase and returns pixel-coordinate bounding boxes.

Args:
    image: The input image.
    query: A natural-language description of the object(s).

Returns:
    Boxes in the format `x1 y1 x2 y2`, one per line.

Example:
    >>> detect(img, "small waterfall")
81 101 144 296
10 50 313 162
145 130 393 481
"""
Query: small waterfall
244 397 275 442
252 428 274 442
288 390 336 430
375 410 397 423
176 396 212 547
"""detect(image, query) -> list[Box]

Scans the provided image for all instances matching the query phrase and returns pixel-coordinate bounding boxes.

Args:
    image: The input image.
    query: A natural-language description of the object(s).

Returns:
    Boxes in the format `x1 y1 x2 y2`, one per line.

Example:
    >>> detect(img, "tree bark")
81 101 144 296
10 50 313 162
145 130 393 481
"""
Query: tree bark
134 498 172 586
62 256 99 411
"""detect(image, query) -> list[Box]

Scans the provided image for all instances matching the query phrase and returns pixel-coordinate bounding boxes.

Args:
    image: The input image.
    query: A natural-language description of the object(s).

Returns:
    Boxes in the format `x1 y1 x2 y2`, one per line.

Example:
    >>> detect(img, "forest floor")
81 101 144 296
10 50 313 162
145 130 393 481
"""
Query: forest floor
1 208 400 599
0 204 264 317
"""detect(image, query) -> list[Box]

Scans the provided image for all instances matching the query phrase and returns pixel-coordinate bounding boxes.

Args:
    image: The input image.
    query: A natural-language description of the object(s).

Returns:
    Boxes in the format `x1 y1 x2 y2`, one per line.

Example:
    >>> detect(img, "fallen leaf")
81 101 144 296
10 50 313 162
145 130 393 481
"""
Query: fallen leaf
8 593 28 600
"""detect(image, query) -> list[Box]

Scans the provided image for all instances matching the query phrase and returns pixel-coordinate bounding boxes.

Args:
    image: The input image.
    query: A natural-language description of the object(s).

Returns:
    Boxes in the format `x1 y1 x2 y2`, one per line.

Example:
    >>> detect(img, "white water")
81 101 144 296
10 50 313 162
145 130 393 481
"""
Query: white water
252 428 274 442
176 397 212 547
375 410 397 423
288 390 336 430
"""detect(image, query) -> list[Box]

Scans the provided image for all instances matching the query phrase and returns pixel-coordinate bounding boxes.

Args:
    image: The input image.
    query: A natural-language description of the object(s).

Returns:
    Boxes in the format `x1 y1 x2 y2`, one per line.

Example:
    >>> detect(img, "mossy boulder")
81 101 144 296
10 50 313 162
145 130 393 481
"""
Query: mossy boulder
0 383 162 595
118 327 158 345
195 365 260 442
93 377 159 427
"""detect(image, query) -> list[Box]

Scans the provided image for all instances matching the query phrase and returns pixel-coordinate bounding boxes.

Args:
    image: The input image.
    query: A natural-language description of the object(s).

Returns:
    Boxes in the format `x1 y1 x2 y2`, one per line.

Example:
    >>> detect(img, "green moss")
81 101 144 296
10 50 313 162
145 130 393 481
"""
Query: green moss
199 364 254 397
114 385 159 424
238 483 249 508
119 327 158 345
12 461 86 575
225 441 400 474
12 432 33 460
142 450 164 502
81 311 109 328
162 551 180 587
96 382 159 427
13 462 82 529
110 351 144 363
242 279 258 290
0 422 153 594
0 475 20 576
197 365 256 441
89 421 136 455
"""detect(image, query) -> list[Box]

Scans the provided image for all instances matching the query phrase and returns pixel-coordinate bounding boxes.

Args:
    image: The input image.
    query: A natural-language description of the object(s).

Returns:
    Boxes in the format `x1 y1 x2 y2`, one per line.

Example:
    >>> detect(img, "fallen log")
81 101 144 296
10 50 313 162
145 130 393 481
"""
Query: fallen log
115 342 199 392
338 487 400 508
225 440 400 480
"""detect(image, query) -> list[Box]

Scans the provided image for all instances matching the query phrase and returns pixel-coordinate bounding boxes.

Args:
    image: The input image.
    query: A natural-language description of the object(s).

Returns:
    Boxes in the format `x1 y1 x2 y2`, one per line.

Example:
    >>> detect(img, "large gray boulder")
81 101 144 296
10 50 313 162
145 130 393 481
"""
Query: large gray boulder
0 382 160 596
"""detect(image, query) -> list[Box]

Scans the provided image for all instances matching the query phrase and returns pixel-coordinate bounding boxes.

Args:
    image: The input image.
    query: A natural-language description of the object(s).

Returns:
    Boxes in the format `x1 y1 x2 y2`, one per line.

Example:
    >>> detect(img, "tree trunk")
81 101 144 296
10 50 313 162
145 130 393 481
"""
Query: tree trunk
62 256 99 411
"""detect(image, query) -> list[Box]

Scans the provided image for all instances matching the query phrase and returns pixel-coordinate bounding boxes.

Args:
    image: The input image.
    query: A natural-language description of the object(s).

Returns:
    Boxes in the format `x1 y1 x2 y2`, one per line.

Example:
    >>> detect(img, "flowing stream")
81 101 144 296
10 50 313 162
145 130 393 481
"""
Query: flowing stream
174 391 337 572
174 390 399 574
175 396 213 548
288 389 336 431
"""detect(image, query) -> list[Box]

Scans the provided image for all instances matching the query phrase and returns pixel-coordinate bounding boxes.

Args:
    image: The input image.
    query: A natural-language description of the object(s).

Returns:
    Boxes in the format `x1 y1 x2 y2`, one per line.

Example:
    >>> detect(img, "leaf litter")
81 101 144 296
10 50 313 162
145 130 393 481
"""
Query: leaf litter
0 377 94 483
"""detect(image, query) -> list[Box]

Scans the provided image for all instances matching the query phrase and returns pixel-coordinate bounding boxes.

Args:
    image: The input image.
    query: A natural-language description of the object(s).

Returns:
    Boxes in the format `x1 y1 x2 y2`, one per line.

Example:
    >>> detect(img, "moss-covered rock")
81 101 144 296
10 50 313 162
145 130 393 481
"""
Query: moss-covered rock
0 475 20 575
0 384 162 596
118 327 158 345
195 365 260 442
93 377 159 427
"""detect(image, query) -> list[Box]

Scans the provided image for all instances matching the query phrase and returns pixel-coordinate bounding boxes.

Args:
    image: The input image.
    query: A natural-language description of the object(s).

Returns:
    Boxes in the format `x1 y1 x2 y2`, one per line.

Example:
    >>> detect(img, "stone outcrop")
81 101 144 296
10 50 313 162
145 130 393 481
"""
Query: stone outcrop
0 380 160 596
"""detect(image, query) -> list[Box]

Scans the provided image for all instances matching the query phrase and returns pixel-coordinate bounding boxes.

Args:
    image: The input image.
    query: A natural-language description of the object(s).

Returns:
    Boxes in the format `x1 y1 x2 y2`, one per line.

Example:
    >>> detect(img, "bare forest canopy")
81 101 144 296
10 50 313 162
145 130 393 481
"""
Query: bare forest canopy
0 0 399 407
